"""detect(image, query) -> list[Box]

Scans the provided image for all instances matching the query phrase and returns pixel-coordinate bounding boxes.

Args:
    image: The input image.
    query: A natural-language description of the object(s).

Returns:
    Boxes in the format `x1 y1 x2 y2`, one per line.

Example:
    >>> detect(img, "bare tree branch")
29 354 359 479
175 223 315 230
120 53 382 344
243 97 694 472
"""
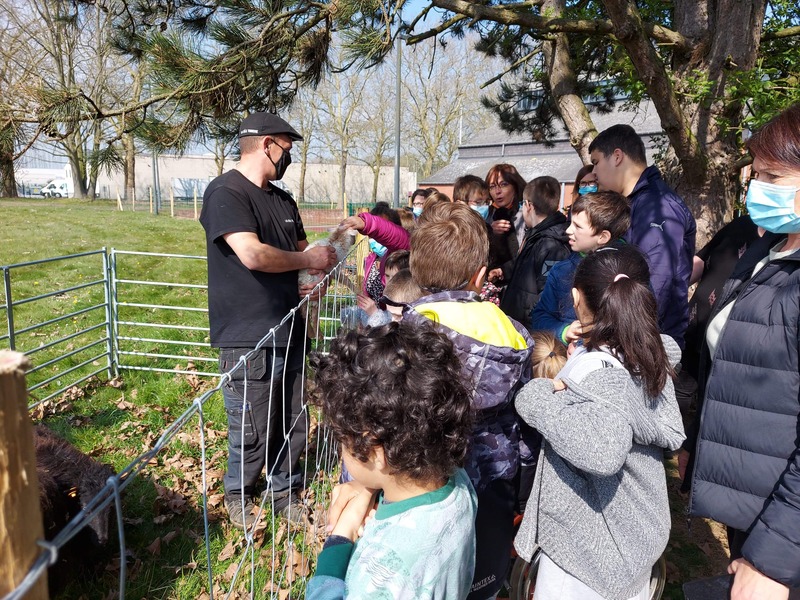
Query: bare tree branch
600 0 705 179
480 46 542 88
428 0 690 50
761 25 800 41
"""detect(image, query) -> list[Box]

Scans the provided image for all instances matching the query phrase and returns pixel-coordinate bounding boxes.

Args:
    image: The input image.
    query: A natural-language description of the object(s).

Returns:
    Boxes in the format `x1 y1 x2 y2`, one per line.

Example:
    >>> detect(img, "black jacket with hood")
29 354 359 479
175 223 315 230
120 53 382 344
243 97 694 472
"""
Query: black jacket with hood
500 212 570 328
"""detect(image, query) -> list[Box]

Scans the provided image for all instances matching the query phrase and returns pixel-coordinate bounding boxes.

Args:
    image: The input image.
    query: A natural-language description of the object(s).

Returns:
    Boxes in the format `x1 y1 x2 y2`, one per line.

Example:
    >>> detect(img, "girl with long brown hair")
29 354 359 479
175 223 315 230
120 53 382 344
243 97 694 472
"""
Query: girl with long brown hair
514 245 685 600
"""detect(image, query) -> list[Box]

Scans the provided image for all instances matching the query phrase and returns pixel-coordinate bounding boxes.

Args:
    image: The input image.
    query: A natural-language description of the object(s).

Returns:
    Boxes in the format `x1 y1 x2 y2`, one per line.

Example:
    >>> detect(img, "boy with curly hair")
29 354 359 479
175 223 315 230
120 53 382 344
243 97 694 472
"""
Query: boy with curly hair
405 201 534 600
306 321 477 600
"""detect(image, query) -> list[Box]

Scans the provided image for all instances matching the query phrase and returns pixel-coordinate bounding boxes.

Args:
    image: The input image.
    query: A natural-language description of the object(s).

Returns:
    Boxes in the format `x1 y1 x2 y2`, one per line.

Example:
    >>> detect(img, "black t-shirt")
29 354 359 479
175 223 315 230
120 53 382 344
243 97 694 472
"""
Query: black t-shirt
199 170 307 348
683 214 759 378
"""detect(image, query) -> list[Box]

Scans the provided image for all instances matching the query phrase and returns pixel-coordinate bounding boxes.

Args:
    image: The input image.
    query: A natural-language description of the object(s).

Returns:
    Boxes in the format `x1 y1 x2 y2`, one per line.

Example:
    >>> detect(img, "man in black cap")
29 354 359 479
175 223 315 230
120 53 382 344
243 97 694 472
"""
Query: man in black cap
200 112 337 529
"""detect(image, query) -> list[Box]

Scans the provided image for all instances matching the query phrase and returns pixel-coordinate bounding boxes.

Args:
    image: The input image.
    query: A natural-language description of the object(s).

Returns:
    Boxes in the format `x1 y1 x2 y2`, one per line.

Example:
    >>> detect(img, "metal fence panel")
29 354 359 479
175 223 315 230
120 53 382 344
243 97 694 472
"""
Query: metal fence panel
0 250 113 406
2 240 364 600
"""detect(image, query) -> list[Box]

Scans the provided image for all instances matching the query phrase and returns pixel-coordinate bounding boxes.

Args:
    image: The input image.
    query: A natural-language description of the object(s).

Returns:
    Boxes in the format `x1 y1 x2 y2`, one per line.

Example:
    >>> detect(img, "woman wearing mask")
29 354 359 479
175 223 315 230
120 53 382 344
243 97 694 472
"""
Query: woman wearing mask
410 187 436 218
566 165 598 214
485 164 527 284
687 103 800 599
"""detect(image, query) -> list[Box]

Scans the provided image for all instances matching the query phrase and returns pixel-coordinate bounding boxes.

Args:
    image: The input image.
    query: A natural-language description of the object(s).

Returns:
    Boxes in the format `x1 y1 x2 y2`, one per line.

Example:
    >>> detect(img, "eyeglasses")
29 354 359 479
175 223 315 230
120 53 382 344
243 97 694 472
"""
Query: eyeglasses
488 181 511 191
377 295 408 311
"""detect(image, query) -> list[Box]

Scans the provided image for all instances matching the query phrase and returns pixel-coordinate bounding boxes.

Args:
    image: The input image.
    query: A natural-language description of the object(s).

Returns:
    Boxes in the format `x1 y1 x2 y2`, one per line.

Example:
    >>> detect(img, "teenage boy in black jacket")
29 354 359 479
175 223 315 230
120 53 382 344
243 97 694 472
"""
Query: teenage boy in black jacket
500 176 570 329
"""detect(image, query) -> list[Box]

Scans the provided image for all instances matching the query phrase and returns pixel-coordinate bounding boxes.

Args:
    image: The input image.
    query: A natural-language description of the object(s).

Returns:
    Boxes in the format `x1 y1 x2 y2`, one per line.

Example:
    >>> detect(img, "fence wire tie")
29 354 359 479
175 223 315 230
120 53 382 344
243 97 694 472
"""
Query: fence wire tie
36 539 58 566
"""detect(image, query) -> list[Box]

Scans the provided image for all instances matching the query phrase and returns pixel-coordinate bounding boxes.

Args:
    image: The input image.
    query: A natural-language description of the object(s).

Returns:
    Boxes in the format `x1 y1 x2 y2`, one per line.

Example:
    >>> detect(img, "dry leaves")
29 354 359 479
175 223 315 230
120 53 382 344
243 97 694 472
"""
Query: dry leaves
284 545 310 586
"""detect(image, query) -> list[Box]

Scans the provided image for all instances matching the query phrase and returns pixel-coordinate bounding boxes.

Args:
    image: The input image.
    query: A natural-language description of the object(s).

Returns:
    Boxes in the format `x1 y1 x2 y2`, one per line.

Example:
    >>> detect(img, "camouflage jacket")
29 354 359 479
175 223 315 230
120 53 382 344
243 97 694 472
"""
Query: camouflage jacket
405 291 533 491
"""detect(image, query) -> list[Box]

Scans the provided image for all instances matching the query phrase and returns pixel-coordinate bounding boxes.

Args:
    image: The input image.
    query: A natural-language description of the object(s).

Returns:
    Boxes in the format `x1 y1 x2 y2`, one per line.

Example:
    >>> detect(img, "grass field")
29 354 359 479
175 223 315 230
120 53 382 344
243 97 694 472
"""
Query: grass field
1 198 339 599
0 198 730 599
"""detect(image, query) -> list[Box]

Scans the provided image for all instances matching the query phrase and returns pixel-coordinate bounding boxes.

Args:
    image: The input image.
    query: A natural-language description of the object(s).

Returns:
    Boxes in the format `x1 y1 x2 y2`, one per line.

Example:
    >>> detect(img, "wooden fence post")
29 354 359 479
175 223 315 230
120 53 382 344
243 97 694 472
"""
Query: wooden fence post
170 189 175 218
0 351 48 599
193 186 198 220
149 188 153 214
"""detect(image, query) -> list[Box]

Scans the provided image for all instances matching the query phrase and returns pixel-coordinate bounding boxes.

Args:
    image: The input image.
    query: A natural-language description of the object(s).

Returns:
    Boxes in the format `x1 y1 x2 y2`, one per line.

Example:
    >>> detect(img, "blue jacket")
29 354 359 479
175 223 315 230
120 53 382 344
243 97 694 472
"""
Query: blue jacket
627 166 695 348
689 233 800 587
530 253 581 340
403 291 533 492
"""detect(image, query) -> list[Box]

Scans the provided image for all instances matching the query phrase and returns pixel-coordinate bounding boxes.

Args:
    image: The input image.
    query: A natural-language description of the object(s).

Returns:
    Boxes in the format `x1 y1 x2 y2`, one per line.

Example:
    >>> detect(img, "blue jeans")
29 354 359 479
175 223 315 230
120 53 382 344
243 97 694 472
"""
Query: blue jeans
219 345 305 498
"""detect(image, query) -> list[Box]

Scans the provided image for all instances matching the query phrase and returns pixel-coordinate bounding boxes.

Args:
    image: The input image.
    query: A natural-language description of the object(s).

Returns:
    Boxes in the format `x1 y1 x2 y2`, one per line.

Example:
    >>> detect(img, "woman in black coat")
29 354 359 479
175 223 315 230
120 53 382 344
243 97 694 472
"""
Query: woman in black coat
686 103 800 599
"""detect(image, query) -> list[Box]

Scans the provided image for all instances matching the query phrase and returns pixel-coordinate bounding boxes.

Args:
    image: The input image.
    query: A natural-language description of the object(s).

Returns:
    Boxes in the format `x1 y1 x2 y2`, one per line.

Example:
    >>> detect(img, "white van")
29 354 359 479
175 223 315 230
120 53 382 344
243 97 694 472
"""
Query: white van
40 179 73 198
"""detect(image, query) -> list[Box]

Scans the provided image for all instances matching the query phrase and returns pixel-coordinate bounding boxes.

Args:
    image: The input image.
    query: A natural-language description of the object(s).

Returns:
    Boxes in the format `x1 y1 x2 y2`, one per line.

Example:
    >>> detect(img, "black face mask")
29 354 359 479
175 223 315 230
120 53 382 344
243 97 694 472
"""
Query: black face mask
266 143 292 180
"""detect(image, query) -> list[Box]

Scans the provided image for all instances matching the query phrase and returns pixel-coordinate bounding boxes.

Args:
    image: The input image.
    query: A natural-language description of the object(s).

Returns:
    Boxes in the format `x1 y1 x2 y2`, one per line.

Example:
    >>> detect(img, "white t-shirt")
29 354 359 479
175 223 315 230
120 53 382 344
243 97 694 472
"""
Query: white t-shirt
706 240 795 358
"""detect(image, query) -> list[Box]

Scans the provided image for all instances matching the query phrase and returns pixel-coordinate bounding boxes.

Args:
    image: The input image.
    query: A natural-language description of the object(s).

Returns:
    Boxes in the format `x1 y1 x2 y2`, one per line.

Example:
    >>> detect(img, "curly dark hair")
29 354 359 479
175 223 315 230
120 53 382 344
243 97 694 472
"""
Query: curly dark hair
309 320 473 483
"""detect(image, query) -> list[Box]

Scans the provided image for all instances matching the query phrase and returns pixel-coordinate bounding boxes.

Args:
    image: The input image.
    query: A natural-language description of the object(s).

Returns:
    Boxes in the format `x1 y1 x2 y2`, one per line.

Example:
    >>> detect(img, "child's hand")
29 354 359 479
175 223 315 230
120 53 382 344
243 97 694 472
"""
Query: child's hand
327 482 378 542
487 268 504 283
340 216 365 231
564 320 583 342
357 294 377 316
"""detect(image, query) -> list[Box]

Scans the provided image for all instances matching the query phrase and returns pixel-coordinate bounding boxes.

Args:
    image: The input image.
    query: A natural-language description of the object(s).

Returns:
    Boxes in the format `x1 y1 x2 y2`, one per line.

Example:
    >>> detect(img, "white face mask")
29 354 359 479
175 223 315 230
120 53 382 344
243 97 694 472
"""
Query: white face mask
746 179 800 234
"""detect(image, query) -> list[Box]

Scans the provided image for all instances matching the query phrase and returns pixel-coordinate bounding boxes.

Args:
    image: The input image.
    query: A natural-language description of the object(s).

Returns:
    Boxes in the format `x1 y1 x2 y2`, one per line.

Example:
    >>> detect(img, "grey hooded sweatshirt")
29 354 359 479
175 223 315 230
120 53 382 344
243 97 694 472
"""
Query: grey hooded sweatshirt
514 335 685 600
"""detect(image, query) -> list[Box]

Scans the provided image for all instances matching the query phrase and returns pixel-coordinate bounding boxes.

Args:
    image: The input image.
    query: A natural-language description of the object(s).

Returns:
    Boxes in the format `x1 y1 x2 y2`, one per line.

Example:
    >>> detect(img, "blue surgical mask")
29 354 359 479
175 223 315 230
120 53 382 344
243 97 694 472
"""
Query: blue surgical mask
412 207 423 218
472 205 490 219
578 184 598 196
369 239 388 257
746 179 800 234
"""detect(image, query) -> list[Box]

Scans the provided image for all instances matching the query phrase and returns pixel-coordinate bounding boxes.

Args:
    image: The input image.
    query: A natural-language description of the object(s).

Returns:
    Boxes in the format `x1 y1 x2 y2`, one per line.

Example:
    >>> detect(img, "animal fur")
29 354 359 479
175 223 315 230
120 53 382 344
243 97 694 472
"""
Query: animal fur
297 226 356 288
34 425 117 593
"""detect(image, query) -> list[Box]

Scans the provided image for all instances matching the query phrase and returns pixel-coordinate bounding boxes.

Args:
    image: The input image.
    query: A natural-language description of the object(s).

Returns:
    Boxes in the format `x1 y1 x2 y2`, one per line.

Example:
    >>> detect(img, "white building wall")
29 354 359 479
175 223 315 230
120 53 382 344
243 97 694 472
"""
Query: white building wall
94 154 417 206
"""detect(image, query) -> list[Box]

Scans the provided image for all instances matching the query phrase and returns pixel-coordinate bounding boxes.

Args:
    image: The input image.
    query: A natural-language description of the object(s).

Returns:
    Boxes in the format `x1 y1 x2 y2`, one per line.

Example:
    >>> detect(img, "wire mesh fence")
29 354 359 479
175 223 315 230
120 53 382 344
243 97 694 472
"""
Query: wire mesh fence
112 195 374 233
1 240 364 600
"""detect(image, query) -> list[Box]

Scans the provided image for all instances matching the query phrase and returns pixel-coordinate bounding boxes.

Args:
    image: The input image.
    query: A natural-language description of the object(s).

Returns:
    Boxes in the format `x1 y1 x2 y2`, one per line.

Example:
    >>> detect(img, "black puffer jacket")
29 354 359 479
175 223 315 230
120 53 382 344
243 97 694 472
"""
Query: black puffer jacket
500 212 570 329
689 232 800 587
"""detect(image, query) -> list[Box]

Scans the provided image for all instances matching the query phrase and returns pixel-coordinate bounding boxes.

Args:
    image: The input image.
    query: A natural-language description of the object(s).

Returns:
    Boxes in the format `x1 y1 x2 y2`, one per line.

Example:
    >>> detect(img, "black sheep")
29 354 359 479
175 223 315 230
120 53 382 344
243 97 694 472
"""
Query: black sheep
33 425 117 593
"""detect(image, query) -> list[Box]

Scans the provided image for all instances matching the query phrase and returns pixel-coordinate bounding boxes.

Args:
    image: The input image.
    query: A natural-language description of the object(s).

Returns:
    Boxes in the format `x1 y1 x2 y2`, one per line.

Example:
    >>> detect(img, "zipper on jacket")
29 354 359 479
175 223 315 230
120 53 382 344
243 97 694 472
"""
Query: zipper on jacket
686 256 787 519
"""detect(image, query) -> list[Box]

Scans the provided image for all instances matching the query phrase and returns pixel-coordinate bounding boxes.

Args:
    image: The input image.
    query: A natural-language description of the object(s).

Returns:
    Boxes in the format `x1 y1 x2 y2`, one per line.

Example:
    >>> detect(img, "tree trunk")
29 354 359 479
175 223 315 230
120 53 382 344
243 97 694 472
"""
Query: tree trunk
601 0 767 246
667 0 767 246
371 164 380 204
299 143 309 204
0 151 16 198
213 139 226 176
0 158 16 198
0 120 17 198
338 147 348 210
65 139 89 199
542 0 597 164
87 121 101 200
123 132 136 202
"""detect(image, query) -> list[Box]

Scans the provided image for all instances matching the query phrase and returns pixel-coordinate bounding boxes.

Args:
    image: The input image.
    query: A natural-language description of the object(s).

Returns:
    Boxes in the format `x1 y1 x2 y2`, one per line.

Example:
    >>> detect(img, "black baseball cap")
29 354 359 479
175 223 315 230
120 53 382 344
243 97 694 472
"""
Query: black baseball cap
238 112 303 141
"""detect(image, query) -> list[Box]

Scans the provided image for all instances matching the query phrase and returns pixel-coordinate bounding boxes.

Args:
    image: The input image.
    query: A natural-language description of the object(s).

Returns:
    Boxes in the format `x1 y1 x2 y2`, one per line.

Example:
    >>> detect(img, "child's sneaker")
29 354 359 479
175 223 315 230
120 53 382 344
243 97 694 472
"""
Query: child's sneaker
224 494 257 530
